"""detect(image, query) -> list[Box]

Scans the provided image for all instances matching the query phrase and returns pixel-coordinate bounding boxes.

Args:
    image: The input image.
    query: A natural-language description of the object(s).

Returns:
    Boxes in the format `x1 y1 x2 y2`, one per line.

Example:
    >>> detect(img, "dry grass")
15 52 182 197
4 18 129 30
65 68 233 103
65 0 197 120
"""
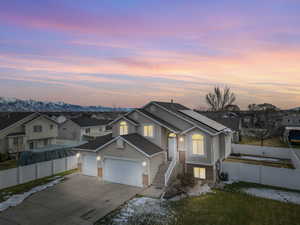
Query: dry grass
239 136 289 148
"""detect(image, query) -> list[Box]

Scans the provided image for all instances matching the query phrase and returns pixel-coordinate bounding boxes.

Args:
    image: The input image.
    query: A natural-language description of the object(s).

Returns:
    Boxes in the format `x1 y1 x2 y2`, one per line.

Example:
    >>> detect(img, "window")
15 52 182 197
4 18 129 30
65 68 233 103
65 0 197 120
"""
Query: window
43 139 48 146
13 137 19 145
144 125 154 137
33 125 42 132
29 142 34 149
194 167 206 179
85 128 90 133
50 124 54 130
120 121 128 135
117 139 124 148
192 134 204 155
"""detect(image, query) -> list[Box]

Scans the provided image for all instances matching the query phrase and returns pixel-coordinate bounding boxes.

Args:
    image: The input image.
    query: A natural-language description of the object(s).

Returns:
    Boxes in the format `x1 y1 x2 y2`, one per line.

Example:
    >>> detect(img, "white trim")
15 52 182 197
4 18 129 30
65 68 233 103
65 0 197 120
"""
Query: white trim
103 155 144 162
0 113 37 136
24 114 59 126
108 115 138 126
186 161 214 166
148 102 219 136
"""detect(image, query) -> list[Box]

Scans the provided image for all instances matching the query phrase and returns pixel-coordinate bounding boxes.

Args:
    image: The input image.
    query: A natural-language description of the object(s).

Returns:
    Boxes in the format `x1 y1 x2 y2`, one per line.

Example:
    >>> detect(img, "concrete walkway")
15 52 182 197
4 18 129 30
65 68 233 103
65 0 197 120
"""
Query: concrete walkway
0 174 142 225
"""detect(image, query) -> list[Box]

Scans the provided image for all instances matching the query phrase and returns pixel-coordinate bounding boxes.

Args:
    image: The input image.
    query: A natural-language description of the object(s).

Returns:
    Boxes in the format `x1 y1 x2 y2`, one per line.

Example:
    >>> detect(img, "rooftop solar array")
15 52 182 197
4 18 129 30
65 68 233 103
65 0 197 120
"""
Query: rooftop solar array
179 110 227 131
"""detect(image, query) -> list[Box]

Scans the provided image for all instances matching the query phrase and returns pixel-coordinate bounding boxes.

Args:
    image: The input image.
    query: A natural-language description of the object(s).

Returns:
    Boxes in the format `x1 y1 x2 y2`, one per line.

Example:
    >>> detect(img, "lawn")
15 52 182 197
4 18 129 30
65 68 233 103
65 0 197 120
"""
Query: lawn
239 136 289 148
172 190 300 225
0 168 78 202
98 182 300 225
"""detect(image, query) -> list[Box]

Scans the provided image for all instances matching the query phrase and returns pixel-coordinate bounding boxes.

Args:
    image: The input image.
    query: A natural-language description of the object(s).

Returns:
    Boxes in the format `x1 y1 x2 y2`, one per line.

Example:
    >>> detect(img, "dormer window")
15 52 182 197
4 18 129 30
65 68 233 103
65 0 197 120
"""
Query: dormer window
192 134 204 155
120 121 128 135
143 125 154 137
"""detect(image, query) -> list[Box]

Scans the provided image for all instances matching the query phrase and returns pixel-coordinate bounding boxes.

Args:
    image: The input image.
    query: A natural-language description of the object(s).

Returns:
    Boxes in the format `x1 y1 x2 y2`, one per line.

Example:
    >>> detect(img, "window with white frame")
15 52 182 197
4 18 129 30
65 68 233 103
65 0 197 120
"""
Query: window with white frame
192 134 204 155
143 125 154 137
193 167 206 179
119 121 128 135
33 125 42 132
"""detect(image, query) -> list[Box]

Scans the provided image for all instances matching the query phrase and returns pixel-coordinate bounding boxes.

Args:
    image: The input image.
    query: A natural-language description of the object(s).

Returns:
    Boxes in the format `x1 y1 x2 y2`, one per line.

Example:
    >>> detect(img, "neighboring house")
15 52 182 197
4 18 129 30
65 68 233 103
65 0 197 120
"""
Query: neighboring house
58 117 112 141
0 113 59 154
74 101 232 188
199 112 241 143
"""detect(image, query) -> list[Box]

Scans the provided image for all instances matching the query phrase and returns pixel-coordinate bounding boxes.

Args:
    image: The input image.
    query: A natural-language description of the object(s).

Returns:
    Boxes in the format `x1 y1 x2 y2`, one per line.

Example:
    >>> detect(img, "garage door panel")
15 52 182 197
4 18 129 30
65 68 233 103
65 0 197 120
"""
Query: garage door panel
104 158 143 187
82 154 97 177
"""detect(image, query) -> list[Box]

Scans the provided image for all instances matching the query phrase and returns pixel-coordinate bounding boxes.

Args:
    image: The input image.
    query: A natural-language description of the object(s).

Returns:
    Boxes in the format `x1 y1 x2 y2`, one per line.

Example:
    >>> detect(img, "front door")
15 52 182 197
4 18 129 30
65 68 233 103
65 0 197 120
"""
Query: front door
168 136 176 160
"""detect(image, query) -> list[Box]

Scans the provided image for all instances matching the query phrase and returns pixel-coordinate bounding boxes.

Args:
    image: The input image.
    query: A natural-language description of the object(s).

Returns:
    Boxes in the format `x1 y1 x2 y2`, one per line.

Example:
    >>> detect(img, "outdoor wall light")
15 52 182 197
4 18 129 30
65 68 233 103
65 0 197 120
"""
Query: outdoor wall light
76 153 80 158
179 137 184 142
142 161 147 167
97 156 101 161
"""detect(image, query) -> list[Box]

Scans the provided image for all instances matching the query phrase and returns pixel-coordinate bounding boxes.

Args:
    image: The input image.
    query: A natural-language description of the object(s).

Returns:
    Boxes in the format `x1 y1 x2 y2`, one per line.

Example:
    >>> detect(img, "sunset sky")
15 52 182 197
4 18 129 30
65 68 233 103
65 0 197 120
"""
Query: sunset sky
0 0 300 109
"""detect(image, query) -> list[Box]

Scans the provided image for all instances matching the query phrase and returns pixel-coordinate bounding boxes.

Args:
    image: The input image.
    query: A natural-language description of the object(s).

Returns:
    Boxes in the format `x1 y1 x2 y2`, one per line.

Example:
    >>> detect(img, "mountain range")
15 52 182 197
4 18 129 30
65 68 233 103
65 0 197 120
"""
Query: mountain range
0 97 131 112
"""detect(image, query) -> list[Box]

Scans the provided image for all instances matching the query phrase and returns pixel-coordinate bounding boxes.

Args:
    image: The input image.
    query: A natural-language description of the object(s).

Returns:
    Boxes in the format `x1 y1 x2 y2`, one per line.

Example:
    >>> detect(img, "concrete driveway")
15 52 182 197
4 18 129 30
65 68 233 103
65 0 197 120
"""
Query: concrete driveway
0 174 142 225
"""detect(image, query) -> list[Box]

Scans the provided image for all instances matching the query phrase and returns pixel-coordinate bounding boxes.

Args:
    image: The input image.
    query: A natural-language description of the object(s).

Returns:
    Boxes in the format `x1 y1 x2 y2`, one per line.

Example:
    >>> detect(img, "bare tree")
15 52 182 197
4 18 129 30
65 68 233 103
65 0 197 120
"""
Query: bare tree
205 86 236 111
250 129 270 146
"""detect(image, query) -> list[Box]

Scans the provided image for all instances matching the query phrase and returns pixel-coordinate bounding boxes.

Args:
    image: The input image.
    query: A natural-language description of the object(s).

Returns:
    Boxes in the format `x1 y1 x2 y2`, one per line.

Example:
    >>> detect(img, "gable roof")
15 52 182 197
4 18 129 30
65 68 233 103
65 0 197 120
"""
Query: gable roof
136 109 181 133
74 133 163 157
179 110 227 132
108 115 139 126
121 133 164 156
23 114 59 126
0 112 35 131
74 133 114 151
71 117 111 127
148 101 230 135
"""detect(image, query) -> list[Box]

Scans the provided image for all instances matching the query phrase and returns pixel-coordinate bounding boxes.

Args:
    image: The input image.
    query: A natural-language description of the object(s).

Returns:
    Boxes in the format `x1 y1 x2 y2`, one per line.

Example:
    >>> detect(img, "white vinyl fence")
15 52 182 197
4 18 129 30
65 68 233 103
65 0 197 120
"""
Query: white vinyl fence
0 156 78 190
223 144 300 190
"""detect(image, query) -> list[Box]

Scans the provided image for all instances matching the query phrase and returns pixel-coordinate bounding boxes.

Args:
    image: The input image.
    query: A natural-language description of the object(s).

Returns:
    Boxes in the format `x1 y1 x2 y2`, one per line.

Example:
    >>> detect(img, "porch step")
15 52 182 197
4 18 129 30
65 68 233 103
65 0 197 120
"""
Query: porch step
152 161 171 188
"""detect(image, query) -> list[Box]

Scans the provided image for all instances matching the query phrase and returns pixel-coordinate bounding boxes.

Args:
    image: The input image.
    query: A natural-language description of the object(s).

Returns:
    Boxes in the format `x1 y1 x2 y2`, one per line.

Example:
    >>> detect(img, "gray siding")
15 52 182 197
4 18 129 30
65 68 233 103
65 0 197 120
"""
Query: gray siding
129 111 163 148
58 120 81 141
149 153 165 183
112 120 136 137
25 117 58 141
185 128 213 165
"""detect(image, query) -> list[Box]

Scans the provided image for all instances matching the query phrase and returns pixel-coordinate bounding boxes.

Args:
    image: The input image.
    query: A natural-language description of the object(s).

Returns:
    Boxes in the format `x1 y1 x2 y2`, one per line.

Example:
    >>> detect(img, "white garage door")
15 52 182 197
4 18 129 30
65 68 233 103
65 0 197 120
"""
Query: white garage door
82 154 97 176
104 158 143 187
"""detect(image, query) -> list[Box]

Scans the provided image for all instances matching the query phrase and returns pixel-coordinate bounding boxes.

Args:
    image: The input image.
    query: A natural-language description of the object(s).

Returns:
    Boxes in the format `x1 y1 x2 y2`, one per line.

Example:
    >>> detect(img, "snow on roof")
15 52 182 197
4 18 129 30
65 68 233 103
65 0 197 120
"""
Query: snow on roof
179 110 227 132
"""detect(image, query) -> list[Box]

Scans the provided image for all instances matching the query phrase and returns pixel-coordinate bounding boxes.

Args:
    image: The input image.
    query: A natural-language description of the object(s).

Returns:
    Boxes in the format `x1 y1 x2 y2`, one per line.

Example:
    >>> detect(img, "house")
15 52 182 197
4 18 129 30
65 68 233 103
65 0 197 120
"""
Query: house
198 112 241 143
74 101 232 188
58 117 112 142
0 113 59 154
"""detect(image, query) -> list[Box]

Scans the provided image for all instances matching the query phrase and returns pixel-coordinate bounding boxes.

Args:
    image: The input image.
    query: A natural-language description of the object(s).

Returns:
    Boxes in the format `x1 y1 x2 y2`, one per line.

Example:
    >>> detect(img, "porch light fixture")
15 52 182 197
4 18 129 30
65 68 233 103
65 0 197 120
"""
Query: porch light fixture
142 161 147 167
97 156 101 161
76 153 80 158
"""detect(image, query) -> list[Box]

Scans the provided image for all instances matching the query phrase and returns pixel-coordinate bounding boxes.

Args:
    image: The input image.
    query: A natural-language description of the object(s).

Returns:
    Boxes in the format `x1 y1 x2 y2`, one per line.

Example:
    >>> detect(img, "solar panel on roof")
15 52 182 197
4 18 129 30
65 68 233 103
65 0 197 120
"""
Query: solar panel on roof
179 110 227 131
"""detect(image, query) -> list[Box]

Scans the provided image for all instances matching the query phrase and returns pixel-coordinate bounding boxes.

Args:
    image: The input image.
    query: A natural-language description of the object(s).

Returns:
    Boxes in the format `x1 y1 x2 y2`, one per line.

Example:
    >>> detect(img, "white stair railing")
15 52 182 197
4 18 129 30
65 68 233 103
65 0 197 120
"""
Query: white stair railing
164 159 176 186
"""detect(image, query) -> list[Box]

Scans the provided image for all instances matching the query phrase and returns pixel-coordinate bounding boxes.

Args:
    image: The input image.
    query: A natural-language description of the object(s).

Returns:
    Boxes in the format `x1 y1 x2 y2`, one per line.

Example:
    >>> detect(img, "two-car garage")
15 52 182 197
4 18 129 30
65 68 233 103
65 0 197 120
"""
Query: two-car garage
75 133 165 188
103 158 143 187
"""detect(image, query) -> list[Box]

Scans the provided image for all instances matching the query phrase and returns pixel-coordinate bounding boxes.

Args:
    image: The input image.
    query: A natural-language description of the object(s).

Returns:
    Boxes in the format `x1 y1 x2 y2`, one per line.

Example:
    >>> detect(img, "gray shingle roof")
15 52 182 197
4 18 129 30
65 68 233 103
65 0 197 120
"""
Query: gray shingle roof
137 109 181 132
71 117 111 127
121 133 164 156
75 133 113 150
0 112 34 131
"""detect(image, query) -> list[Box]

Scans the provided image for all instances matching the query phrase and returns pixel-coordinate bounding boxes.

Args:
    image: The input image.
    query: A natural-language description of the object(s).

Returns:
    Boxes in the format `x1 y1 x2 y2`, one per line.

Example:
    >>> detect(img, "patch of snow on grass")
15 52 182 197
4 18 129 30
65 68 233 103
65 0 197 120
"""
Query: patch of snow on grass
188 183 213 197
240 156 280 162
0 177 64 212
243 188 300 205
110 197 174 225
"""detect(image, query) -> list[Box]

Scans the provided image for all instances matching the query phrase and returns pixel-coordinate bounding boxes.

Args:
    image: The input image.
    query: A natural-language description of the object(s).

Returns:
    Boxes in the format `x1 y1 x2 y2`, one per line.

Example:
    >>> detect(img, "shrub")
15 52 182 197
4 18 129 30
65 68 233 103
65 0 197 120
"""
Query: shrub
0 153 9 162
177 173 196 187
